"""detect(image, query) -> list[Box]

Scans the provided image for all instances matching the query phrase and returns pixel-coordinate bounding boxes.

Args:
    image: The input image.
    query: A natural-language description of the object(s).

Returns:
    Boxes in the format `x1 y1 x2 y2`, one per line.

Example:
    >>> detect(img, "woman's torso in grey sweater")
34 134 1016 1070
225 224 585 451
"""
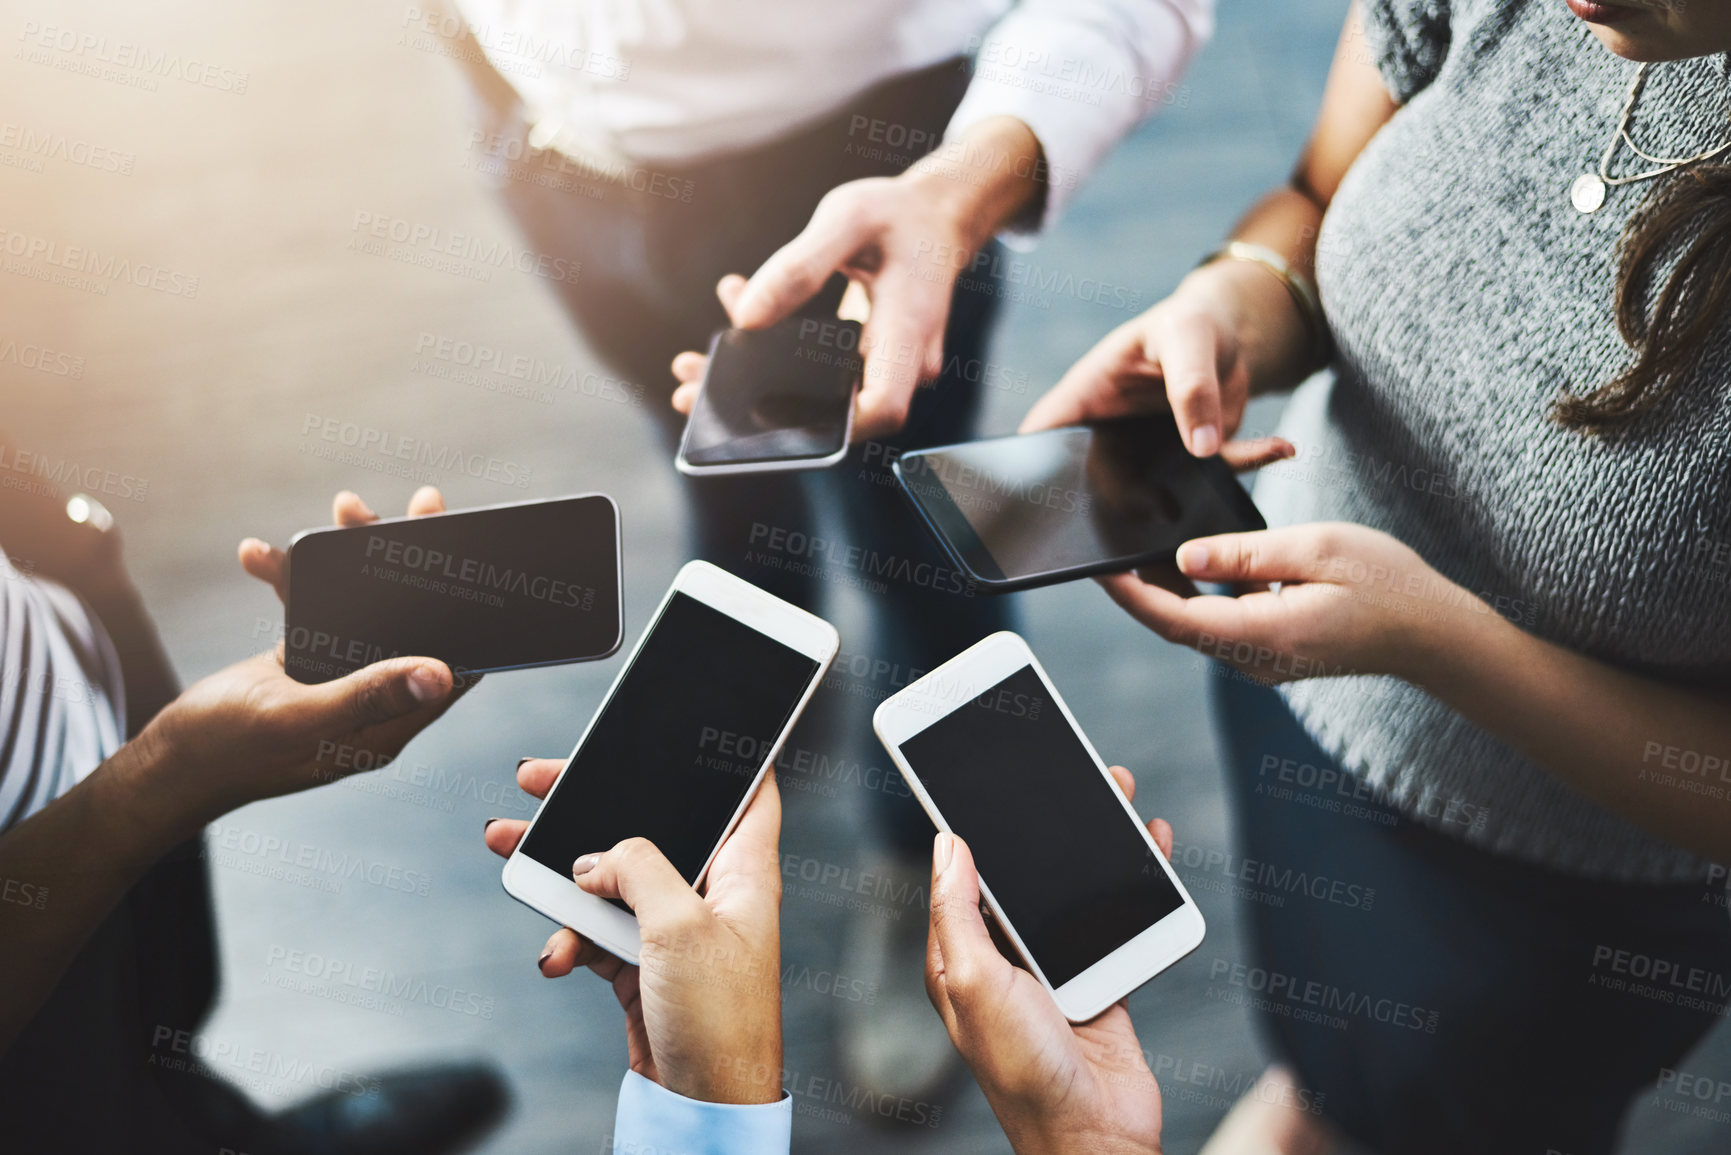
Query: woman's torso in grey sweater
1254 0 1731 880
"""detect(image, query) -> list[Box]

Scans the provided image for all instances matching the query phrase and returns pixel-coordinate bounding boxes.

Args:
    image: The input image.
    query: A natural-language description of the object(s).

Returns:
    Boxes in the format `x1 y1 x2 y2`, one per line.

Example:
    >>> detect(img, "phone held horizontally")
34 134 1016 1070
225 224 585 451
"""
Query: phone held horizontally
282 493 622 684
892 414 1266 593
501 560 838 964
676 318 861 475
874 631 1205 1022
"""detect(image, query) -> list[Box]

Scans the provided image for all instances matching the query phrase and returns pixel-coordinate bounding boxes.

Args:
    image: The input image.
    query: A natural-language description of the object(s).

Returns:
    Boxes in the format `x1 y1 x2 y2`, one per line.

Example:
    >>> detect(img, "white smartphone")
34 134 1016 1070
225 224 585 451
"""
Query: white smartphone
873 631 1205 1022
502 560 838 963
675 320 859 476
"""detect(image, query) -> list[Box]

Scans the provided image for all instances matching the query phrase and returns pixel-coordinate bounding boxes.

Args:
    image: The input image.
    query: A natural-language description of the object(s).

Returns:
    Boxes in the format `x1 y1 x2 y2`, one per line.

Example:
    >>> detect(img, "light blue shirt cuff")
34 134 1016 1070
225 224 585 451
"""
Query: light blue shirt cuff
610 1069 792 1155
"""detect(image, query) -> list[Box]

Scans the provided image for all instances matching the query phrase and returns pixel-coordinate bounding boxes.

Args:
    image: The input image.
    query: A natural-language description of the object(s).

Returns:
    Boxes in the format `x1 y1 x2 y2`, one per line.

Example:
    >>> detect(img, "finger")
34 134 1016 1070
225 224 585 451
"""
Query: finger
1098 571 1272 652
671 351 707 385
715 273 749 318
1219 436 1295 473
1130 558 1200 600
301 656 454 731
925 841 958 1031
1175 525 1343 586
855 284 945 439
670 380 700 416
407 486 445 517
537 928 582 978
979 902 1022 968
1108 764 1136 804
1097 571 1201 644
539 926 623 981
706 772 783 922
238 538 289 603
928 833 1006 1022
837 277 872 324
574 838 709 931
484 818 528 858
1019 320 1159 434
516 757 564 800
1148 818 1174 861
1159 317 1225 456
732 214 863 329
332 491 377 528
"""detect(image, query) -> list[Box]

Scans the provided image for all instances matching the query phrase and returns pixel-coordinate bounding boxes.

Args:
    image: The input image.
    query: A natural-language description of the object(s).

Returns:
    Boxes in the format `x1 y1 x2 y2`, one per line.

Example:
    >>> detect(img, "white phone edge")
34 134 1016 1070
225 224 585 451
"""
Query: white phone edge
501 559 839 966
872 630 1206 1023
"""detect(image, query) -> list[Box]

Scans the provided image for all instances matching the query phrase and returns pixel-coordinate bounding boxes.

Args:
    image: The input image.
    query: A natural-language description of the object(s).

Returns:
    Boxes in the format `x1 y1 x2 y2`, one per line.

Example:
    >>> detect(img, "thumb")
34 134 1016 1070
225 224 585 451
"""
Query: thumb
928 833 1001 1008
732 213 862 329
574 837 709 933
301 657 452 731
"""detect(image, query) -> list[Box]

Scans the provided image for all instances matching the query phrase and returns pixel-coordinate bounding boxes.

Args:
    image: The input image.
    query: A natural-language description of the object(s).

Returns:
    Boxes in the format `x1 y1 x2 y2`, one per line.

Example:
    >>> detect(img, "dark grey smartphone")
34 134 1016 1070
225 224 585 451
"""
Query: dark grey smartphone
675 319 860 475
282 494 622 683
892 416 1266 593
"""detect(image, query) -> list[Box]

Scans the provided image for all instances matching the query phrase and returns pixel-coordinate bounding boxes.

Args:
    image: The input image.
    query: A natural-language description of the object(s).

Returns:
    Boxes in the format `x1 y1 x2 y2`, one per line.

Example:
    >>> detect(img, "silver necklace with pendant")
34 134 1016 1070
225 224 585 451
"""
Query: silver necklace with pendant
1572 62 1731 214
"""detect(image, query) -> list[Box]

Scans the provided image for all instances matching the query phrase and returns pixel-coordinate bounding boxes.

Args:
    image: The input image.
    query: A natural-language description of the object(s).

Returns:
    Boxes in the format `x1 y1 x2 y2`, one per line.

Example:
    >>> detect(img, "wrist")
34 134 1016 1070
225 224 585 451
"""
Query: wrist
87 730 204 865
111 706 228 842
905 116 1044 251
679 1038 783 1105
1179 259 1315 395
1395 583 1508 689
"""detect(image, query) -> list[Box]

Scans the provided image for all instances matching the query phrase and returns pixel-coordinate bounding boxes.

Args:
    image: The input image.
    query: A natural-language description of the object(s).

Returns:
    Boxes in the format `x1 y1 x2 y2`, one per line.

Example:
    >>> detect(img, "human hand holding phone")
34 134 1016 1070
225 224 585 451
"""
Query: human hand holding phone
0 489 468 1049
109 488 468 839
485 762 785 1105
668 118 1047 442
928 765 1170 1155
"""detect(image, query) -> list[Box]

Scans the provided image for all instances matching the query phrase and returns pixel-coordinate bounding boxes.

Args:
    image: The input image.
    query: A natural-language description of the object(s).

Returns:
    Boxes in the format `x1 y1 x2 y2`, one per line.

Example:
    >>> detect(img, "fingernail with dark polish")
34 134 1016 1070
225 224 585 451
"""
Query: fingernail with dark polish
483 817 500 834
516 757 532 769
537 951 552 974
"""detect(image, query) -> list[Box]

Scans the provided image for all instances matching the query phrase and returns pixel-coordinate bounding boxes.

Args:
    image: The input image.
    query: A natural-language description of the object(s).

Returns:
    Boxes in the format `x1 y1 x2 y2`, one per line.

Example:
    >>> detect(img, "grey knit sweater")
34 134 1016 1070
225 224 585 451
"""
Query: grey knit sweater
1252 0 1731 881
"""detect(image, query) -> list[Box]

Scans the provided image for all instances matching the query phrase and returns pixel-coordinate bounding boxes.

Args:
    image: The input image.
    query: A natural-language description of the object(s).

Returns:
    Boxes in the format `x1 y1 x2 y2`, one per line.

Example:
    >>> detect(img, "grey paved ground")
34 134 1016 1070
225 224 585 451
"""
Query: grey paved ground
3 0 1727 1150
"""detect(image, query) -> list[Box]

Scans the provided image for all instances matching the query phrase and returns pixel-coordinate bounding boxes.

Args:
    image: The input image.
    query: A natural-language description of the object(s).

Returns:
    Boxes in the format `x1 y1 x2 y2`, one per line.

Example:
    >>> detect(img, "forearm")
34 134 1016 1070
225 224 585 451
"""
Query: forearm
1407 610 1731 862
0 736 190 1049
1229 185 1325 288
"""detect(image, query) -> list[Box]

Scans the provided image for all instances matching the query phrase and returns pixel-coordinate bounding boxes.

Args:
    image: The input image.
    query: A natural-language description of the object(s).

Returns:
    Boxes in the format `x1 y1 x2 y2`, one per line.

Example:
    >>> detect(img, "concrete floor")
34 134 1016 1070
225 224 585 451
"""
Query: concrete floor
2 0 1726 1150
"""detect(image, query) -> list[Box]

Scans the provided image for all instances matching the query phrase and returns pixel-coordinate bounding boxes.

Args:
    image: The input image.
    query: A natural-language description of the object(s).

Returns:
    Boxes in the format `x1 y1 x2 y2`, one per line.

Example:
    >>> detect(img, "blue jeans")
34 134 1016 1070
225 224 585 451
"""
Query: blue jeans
1213 671 1730 1154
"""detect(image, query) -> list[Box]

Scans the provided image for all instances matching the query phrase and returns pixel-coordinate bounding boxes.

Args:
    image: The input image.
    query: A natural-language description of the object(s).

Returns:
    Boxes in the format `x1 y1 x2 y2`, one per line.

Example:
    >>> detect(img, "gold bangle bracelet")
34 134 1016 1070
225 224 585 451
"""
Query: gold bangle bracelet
1199 240 1333 369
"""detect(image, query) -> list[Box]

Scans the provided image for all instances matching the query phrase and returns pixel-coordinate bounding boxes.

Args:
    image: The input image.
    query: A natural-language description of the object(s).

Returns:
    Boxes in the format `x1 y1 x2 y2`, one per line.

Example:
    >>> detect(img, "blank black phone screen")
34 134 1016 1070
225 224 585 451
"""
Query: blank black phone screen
682 320 860 467
284 496 620 683
899 415 1264 584
898 665 1183 987
520 592 819 889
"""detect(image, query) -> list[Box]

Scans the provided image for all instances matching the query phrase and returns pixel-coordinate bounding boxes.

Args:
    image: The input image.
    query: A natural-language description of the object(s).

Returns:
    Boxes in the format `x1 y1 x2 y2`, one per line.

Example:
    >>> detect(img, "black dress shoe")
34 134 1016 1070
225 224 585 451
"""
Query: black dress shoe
254 1061 510 1155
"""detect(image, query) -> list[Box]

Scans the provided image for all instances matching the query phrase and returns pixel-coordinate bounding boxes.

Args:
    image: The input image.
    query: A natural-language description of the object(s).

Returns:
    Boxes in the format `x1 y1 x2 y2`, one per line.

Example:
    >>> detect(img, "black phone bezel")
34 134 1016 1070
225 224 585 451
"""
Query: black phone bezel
281 493 624 684
680 320 862 468
892 420 1267 594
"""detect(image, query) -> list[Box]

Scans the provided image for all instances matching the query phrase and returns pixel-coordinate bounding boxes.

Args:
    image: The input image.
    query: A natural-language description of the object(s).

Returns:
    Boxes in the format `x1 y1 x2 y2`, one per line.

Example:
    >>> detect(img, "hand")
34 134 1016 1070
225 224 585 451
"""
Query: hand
109 486 469 834
1100 522 1487 685
485 762 785 1105
671 117 1047 441
1020 257 1314 456
928 765 1171 1155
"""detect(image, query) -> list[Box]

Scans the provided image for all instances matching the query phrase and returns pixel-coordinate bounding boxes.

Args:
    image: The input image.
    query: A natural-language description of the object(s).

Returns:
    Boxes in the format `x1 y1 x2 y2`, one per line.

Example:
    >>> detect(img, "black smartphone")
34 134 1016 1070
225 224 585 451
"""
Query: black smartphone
282 494 622 683
892 415 1266 592
675 319 861 475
